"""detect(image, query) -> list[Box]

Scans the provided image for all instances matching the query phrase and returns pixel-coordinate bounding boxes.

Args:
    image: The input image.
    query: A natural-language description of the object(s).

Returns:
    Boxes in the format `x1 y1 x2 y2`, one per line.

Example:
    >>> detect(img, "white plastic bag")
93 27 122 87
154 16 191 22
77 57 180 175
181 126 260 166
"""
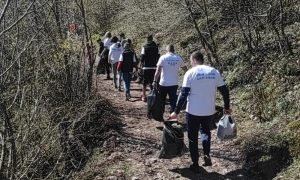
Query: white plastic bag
217 115 237 140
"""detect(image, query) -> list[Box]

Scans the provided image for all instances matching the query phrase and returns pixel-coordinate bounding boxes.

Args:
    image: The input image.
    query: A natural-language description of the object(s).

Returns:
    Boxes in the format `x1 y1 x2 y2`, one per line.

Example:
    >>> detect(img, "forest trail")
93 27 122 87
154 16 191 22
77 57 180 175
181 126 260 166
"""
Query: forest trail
87 74 248 180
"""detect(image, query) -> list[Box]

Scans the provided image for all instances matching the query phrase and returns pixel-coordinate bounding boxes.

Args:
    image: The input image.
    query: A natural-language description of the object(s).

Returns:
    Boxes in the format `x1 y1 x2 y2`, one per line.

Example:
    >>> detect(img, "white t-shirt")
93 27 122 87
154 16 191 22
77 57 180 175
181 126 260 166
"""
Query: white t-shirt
157 52 183 86
103 38 112 48
182 65 225 116
109 43 123 64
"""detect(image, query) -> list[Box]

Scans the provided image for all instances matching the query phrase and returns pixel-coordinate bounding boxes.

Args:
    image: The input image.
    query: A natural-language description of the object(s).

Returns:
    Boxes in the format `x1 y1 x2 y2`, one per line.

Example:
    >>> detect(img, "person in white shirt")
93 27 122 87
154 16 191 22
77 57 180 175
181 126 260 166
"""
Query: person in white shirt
100 31 112 79
169 51 232 173
109 36 123 90
152 44 186 114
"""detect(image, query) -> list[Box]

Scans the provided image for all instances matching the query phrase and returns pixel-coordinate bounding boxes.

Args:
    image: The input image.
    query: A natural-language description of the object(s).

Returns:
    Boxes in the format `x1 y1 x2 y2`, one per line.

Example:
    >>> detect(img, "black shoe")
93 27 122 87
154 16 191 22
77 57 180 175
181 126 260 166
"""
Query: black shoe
203 155 212 166
106 76 112 80
125 93 130 101
189 164 200 174
118 88 122 92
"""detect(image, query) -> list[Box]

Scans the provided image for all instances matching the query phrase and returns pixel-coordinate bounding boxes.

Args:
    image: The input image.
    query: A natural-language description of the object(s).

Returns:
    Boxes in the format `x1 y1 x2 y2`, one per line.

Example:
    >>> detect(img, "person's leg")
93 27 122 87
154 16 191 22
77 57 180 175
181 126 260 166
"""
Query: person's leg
112 63 118 88
167 85 178 113
186 113 201 166
159 85 168 114
127 72 132 96
199 115 213 166
142 70 149 101
118 71 123 91
123 73 130 92
148 69 156 90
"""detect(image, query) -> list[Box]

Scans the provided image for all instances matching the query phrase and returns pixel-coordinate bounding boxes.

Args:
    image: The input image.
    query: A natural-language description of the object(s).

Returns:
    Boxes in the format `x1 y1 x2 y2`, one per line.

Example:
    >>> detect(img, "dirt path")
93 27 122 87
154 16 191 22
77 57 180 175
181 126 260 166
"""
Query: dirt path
87 74 248 180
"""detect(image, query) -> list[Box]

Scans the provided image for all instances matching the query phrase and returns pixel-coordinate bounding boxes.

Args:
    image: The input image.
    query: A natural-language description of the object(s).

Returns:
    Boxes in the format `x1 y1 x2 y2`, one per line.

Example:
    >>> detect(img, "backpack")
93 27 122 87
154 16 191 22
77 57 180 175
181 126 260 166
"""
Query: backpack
147 89 164 122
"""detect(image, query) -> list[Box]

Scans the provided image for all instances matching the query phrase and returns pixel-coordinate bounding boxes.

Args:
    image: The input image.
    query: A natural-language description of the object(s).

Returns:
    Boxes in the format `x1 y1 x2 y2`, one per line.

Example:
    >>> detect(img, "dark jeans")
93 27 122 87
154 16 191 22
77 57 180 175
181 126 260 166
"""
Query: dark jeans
122 72 132 94
159 85 178 113
186 113 213 165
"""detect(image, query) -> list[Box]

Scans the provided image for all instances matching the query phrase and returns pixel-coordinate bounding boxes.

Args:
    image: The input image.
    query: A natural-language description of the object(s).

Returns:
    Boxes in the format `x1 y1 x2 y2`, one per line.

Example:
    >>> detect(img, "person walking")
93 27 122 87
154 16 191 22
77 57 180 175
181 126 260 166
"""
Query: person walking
152 44 186 114
140 35 160 102
169 51 232 173
101 31 112 79
108 36 123 90
117 43 138 100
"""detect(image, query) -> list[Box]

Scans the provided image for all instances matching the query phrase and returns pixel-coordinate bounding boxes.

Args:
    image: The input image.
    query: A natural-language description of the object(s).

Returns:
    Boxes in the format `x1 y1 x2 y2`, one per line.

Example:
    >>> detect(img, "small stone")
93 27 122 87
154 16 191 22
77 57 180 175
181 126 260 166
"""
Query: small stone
145 160 152 167
144 150 153 155
115 170 125 177
106 176 118 180
103 141 107 148
149 158 157 163
131 176 140 180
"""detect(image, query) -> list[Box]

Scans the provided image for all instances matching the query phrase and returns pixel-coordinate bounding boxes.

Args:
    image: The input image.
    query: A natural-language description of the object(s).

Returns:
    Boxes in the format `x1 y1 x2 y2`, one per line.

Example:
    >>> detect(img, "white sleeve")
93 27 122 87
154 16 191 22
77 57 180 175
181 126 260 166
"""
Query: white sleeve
141 47 145 55
108 47 112 59
182 71 191 88
133 54 136 62
119 54 123 62
216 70 225 87
156 56 163 67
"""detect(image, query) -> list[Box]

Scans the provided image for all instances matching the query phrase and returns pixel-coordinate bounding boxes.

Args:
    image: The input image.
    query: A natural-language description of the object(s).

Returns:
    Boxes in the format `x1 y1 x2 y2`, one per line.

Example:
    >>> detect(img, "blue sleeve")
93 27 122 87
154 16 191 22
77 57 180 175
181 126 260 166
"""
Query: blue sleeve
174 87 191 114
217 85 230 109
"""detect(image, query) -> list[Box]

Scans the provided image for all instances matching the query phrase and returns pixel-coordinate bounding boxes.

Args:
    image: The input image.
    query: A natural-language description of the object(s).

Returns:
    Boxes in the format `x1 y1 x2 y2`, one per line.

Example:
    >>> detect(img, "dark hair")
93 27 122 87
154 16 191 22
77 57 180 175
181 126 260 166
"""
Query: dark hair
191 51 204 63
105 31 111 38
119 32 125 38
147 34 153 41
166 44 175 53
127 38 132 44
111 36 118 43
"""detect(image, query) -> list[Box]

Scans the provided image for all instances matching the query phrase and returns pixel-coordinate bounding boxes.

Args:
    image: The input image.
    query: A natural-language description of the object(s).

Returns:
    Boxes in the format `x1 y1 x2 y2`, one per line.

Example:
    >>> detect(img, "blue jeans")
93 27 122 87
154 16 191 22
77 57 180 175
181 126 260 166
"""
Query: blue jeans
186 113 213 165
122 72 132 94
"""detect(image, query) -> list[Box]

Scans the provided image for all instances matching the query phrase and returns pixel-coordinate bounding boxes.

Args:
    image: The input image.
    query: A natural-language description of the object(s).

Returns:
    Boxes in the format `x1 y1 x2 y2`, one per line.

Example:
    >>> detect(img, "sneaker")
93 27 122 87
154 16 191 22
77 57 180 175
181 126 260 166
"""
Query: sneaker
203 155 212 166
189 163 200 174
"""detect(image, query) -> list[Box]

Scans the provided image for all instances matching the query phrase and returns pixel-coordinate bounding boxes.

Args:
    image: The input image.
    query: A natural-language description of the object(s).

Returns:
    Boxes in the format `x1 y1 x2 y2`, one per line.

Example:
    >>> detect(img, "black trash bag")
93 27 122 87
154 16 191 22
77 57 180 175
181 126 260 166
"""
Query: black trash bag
147 89 164 122
159 121 187 159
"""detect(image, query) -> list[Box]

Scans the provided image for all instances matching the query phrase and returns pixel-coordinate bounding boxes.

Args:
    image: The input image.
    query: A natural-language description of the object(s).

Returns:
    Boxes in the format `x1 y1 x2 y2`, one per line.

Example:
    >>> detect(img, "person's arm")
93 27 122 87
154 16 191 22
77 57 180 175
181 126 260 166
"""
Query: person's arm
174 87 191 114
153 57 163 87
153 66 161 82
216 70 232 114
108 47 112 63
133 54 138 71
170 71 191 119
140 47 145 63
217 85 231 114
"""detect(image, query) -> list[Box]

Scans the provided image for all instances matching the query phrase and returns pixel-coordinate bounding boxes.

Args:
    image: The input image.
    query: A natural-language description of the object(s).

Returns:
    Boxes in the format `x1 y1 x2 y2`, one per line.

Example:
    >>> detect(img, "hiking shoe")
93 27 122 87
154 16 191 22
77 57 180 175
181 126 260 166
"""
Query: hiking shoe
189 164 200 174
203 155 212 166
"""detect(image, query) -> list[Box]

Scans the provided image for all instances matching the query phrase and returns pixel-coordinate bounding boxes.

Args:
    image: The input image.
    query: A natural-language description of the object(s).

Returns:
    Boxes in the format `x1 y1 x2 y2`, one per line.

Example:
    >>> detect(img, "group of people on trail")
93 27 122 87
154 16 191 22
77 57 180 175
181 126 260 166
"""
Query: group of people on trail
97 32 137 100
97 32 232 174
